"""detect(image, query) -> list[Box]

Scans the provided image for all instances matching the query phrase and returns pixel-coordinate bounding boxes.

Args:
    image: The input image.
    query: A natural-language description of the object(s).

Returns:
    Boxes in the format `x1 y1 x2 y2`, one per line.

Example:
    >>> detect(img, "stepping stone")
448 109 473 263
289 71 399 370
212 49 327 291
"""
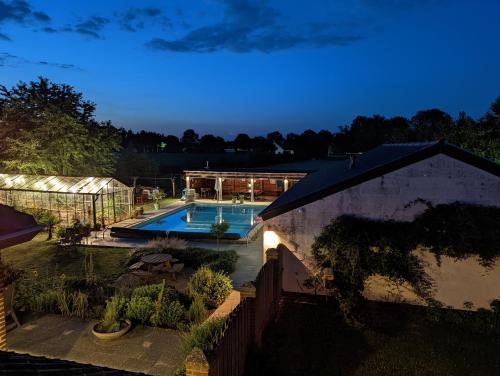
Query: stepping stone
142 341 153 348
22 324 37 331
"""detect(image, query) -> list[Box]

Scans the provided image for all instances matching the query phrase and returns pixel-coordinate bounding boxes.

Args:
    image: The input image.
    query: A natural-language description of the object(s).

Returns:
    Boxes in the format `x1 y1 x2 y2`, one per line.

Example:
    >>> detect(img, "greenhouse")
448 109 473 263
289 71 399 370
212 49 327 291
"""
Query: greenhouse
0 174 134 227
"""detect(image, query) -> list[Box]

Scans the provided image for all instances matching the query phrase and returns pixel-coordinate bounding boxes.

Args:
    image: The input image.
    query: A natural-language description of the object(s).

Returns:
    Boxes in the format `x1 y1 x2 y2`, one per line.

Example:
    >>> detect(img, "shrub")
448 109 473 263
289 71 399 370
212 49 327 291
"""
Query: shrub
188 266 233 309
186 295 207 325
71 291 88 319
132 282 178 303
31 289 59 313
125 296 154 325
208 252 239 274
150 300 185 328
183 317 226 354
102 296 128 332
56 290 72 316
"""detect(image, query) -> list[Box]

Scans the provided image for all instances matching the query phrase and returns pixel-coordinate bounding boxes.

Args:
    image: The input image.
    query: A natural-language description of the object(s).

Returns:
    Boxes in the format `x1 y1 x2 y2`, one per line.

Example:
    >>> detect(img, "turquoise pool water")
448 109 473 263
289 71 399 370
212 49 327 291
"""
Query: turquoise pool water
133 203 267 237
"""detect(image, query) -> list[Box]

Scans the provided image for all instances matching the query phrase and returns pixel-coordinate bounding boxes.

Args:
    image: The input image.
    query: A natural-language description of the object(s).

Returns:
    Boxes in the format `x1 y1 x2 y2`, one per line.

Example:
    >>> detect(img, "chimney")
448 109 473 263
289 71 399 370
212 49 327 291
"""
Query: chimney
204 161 210 170
349 154 357 169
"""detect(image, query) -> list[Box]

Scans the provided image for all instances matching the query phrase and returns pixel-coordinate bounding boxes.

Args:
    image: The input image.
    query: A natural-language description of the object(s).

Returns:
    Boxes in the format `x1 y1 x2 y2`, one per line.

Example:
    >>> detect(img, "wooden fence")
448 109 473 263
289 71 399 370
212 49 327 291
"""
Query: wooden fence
185 245 284 376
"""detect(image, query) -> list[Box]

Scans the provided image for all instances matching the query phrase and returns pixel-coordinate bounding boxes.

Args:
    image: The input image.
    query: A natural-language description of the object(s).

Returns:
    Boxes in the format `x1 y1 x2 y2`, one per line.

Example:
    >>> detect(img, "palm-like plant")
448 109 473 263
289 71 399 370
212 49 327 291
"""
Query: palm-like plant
210 222 229 250
39 211 60 240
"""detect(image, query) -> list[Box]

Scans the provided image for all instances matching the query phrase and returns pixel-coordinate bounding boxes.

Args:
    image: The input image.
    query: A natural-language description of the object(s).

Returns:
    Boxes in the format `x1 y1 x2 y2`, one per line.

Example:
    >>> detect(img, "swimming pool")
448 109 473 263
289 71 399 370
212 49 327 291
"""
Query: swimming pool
132 203 267 238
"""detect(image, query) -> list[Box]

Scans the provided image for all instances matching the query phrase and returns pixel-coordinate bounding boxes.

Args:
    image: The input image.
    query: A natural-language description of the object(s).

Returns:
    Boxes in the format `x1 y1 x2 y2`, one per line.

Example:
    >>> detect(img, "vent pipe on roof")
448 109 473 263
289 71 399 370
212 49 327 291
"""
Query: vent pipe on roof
347 152 362 169
204 161 210 170
349 155 357 169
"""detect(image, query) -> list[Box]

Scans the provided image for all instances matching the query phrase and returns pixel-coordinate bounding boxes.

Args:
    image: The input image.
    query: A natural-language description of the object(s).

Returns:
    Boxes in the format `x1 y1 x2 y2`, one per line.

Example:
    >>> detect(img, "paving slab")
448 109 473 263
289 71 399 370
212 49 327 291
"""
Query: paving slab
7 314 185 375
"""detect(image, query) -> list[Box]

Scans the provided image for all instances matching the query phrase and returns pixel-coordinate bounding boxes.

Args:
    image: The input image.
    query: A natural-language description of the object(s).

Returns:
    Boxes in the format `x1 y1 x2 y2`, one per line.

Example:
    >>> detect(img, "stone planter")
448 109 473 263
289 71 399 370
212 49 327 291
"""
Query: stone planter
92 320 132 340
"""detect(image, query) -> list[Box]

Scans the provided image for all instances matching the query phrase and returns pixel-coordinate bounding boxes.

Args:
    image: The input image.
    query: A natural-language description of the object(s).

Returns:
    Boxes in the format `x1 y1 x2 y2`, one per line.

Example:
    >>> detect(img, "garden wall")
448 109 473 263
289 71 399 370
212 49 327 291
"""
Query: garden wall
264 154 500 308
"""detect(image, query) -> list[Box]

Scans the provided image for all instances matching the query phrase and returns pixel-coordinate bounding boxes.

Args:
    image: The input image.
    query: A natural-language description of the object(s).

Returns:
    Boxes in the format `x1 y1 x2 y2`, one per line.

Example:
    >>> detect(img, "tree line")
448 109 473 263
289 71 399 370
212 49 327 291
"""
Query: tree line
0 77 498 177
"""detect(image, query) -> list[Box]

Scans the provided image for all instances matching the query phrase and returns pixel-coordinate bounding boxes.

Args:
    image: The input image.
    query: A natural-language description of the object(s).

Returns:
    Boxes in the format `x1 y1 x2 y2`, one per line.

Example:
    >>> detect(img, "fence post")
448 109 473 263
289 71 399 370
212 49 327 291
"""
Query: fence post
185 347 209 376
0 288 6 350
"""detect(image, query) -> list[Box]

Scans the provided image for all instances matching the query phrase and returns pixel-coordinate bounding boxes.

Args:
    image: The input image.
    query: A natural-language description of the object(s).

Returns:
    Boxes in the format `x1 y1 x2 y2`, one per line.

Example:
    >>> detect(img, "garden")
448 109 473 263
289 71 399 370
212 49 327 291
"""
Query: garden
1 227 238 349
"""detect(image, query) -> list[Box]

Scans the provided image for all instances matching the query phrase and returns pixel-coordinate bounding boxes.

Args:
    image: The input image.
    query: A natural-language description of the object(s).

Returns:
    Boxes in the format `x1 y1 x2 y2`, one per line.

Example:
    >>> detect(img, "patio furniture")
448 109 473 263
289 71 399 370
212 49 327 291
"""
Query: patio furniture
167 263 184 281
128 261 144 271
4 284 21 330
131 270 153 283
141 253 173 264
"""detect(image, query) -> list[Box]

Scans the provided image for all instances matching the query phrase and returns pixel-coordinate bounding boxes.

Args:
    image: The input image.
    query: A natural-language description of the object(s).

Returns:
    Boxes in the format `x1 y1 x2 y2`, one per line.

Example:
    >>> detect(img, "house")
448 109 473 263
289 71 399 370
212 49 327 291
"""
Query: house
260 140 500 308
272 141 294 155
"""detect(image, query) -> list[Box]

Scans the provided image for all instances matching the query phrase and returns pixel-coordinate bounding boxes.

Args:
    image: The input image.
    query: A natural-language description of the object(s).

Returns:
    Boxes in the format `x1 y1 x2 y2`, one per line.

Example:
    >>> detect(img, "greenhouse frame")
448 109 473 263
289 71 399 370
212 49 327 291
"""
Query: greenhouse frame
0 174 134 227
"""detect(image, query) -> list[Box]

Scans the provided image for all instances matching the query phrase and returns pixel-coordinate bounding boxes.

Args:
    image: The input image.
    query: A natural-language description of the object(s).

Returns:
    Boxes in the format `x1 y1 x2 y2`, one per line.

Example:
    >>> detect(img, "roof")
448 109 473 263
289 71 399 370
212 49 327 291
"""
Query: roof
0 205 42 249
184 167 308 178
259 140 500 220
0 174 130 194
0 351 142 375
184 159 346 177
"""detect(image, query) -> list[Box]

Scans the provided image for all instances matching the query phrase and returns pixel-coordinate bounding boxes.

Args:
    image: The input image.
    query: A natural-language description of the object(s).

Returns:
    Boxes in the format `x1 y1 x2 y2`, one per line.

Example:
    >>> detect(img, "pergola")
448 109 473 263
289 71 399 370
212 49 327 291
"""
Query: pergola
184 169 307 202
0 174 133 227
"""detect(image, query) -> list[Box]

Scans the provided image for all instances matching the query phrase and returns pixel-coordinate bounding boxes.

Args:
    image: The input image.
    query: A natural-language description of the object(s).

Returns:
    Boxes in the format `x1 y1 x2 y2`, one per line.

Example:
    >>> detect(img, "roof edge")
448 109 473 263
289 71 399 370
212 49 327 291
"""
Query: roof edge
260 141 500 220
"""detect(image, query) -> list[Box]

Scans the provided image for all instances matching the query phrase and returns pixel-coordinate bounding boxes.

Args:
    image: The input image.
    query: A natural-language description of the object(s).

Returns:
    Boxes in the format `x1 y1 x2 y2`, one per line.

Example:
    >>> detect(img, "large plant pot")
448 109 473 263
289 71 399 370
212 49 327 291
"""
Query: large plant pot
153 203 160 210
92 320 132 340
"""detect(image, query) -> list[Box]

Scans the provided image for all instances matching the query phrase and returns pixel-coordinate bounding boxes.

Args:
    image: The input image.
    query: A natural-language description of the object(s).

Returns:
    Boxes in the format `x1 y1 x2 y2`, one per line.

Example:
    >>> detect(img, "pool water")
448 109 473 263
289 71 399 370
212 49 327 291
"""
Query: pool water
133 203 267 237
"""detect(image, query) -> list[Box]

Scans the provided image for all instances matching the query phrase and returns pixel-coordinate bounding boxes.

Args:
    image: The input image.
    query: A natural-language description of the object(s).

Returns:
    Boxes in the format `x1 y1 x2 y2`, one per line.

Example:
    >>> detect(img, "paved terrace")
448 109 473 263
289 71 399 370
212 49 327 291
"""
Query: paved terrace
7 315 184 375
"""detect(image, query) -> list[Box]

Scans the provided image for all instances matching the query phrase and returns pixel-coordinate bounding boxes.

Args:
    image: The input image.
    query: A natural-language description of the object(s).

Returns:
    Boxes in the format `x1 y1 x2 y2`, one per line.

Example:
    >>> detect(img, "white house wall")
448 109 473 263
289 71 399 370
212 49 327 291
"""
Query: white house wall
264 153 500 308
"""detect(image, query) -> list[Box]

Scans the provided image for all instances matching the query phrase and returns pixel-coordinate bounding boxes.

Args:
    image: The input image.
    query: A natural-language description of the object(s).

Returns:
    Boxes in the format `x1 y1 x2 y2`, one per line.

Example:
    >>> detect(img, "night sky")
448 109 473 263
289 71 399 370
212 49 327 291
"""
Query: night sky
1 0 499 137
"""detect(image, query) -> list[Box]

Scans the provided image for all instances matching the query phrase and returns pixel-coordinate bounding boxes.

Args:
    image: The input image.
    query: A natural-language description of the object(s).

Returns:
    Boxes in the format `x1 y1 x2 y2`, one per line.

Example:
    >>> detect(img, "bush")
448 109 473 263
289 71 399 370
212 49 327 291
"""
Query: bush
102 296 127 332
186 295 207 325
188 266 233 309
183 317 226 354
132 282 178 303
31 289 59 313
150 300 185 328
125 296 155 325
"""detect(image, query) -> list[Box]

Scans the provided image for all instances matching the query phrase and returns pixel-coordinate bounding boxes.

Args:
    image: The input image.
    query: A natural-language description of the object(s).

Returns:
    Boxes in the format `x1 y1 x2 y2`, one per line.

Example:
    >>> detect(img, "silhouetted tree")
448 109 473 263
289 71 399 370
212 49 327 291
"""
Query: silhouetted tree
181 129 199 148
233 133 252 151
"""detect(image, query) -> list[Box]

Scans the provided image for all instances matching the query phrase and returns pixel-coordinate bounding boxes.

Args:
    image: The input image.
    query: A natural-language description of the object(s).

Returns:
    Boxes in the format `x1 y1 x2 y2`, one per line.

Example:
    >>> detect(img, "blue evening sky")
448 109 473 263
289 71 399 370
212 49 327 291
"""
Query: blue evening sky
1 0 499 138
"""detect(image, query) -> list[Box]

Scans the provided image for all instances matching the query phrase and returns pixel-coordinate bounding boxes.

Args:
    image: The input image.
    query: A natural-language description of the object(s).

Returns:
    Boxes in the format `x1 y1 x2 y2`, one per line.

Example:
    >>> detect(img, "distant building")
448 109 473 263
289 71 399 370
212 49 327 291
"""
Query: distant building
273 141 294 155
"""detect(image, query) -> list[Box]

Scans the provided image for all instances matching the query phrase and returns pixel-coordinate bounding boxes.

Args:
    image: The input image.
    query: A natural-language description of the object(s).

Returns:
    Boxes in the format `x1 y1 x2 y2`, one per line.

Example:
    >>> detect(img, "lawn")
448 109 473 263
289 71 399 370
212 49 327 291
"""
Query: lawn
140 197 178 213
246 298 500 376
1 233 130 280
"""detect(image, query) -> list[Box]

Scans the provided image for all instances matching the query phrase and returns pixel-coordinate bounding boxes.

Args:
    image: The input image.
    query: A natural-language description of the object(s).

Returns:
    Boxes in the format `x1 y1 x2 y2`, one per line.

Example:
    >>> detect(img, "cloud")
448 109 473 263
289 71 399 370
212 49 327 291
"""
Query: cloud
0 0 50 40
145 0 362 53
117 7 171 32
0 52 81 70
41 15 110 39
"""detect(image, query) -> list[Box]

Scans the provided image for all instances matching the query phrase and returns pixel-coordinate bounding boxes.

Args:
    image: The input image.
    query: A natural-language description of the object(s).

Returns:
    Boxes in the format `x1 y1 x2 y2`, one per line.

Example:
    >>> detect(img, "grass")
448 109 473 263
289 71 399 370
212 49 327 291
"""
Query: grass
1 233 130 280
246 299 500 376
140 198 178 213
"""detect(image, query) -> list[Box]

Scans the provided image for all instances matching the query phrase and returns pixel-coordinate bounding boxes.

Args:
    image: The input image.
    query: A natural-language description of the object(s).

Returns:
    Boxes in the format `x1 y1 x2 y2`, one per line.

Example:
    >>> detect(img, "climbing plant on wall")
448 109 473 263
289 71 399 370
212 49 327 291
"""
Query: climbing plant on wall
311 202 500 318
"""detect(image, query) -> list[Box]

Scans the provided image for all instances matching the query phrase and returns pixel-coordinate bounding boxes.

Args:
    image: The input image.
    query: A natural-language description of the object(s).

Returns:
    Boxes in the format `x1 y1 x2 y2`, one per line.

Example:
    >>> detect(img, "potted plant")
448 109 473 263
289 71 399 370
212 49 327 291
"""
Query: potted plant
152 190 165 211
238 194 245 204
92 296 131 340
232 195 237 204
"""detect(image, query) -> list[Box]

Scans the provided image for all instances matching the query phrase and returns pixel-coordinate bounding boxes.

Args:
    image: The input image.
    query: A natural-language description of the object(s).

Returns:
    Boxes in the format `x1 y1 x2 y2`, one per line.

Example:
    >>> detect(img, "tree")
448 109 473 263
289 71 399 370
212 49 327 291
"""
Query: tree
0 77 96 153
233 133 252 151
2 113 120 175
181 129 199 149
199 134 225 153
116 145 159 180
39 211 60 240
210 222 229 250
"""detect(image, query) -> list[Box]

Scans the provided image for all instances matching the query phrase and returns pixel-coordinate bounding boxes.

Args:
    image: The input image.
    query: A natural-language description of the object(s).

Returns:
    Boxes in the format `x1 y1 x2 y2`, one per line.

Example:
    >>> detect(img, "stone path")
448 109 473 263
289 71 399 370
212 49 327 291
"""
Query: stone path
7 315 185 375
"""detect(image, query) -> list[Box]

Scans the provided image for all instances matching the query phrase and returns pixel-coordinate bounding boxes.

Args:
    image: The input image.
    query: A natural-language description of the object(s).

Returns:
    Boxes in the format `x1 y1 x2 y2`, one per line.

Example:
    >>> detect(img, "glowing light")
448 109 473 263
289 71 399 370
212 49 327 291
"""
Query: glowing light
263 230 280 250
